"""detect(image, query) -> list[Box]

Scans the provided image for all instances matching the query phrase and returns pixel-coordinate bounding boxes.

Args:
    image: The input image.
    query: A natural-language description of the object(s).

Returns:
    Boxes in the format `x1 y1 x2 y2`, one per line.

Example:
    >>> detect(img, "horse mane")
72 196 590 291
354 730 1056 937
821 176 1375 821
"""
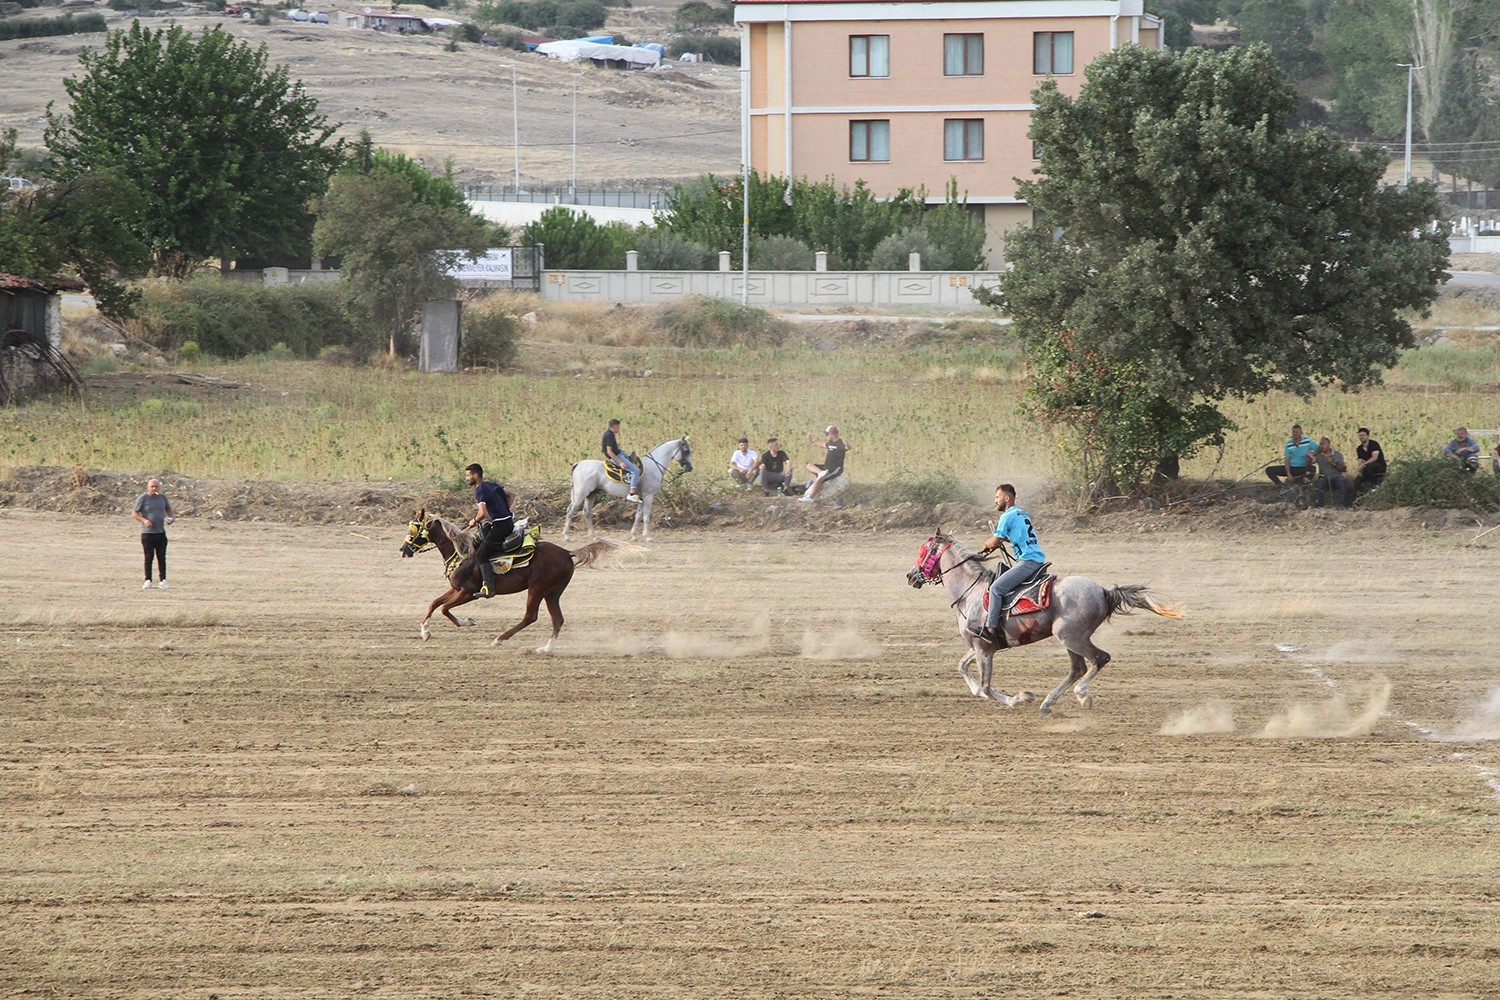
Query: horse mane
432 515 476 555
936 530 995 583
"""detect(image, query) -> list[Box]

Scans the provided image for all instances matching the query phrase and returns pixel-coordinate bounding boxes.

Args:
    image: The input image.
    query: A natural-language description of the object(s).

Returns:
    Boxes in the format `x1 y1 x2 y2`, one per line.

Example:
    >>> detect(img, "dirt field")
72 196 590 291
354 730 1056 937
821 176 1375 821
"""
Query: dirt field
3 505 1498 998
0 11 740 188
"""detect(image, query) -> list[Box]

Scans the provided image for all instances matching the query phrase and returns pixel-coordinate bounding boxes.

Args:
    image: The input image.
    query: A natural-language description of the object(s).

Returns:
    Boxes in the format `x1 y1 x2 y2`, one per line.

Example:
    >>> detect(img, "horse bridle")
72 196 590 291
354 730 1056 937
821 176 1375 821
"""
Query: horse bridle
915 536 990 608
644 438 692 477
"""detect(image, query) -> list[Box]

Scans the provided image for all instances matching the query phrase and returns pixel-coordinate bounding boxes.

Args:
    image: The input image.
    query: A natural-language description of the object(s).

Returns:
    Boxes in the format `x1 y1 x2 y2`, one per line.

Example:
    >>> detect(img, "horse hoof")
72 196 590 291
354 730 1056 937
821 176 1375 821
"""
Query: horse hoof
1038 705 1052 717
491 637 504 647
1020 691 1037 702
1079 694 1094 709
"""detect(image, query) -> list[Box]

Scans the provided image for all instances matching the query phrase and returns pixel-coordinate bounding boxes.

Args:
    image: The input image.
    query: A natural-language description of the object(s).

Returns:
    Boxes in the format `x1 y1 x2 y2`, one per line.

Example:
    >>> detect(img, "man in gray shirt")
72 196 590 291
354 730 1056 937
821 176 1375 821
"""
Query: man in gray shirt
132 478 173 589
1310 438 1350 509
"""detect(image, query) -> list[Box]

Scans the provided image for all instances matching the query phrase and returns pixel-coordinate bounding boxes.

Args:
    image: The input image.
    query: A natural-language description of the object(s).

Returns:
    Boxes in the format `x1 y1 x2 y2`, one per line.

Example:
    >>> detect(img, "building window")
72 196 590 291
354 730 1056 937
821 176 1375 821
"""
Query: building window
944 119 984 161
850 120 890 162
943 34 983 76
1034 32 1074 74
850 35 890 78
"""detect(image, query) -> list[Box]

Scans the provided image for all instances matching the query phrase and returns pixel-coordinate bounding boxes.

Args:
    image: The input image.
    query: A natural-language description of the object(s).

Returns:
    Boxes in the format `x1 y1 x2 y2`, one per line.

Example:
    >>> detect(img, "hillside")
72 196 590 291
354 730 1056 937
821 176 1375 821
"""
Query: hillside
0 8 741 188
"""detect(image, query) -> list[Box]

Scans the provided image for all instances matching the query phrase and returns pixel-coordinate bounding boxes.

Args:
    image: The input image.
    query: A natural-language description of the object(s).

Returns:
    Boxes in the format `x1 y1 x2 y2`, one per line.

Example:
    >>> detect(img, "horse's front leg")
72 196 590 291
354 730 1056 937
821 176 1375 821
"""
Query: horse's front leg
1038 651 1089 717
635 495 654 542
421 589 458 640
958 646 983 696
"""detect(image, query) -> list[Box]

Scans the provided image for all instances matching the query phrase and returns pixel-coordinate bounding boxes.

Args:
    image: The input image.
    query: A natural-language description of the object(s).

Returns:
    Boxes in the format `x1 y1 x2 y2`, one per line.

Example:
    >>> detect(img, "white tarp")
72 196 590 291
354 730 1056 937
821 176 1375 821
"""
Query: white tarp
449 248 514 282
534 39 662 68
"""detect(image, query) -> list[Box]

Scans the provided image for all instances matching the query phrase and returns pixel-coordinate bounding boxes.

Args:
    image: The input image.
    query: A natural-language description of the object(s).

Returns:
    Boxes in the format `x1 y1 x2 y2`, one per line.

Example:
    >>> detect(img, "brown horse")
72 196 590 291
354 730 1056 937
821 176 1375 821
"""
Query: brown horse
399 509 626 650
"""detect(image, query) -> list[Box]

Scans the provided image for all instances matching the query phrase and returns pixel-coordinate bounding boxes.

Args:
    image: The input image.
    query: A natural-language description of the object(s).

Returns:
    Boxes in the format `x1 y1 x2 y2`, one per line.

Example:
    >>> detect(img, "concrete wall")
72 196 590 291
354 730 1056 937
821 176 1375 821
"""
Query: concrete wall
540 268 1003 310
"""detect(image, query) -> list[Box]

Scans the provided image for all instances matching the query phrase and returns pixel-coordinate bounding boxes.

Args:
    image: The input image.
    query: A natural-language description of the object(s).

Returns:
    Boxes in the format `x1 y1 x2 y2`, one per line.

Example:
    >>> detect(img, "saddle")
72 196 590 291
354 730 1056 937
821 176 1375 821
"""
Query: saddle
604 453 640 483
981 564 1055 616
486 522 540 575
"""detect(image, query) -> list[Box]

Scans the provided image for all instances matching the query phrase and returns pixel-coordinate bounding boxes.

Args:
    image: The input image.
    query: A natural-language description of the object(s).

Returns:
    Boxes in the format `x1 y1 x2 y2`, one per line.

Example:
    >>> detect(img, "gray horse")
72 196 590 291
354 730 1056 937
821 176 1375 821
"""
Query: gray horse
563 435 693 543
906 529 1182 715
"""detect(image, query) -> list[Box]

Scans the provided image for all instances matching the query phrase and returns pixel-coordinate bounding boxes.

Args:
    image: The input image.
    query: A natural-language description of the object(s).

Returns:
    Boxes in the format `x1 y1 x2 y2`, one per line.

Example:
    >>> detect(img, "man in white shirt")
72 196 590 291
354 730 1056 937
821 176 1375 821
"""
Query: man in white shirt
728 437 759 488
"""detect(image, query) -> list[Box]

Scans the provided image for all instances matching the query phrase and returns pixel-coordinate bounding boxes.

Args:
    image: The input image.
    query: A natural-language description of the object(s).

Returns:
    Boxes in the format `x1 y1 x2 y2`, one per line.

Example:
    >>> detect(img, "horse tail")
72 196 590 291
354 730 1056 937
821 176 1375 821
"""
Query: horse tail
1106 584 1183 620
569 537 634 568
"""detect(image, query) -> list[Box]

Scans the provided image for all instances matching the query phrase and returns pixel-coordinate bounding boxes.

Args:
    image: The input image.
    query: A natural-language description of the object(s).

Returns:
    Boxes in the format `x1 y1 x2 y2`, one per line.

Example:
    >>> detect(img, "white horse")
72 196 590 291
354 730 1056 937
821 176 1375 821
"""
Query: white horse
563 435 693 542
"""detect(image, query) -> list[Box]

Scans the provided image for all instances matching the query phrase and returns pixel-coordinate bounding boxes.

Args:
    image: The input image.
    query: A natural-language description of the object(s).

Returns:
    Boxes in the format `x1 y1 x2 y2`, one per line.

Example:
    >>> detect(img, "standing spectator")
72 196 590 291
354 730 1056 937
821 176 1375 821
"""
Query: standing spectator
1443 427 1481 472
1309 437 1351 508
1265 423 1318 492
1491 441 1500 479
755 436 794 495
132 478 173 589
800 425 850 503
1352 427 1386 493
727 437 759 488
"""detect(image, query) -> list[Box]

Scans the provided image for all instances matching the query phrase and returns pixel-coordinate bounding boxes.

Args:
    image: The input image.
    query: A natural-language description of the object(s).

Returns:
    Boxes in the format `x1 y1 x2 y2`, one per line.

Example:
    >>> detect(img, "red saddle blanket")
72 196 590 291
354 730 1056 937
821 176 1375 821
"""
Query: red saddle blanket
982 576 1055 616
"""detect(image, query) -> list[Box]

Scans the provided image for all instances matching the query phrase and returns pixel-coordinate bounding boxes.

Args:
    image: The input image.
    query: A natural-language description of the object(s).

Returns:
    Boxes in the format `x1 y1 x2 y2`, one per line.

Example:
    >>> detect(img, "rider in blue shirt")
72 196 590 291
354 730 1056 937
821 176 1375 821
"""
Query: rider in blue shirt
974 483 1045 648
465 462 518 597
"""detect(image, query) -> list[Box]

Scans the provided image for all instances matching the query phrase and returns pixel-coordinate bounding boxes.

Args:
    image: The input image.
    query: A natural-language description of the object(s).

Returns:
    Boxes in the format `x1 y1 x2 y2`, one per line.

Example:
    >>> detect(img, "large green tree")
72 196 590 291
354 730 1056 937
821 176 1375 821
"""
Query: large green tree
0 129 148 317
991 45 1449 496
44 22 342 279
313 142 489 357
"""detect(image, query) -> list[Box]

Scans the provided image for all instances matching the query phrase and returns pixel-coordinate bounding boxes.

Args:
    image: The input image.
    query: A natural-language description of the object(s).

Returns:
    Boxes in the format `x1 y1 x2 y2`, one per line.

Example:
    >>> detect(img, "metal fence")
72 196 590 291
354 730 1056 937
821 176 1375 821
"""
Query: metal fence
463 185 673 210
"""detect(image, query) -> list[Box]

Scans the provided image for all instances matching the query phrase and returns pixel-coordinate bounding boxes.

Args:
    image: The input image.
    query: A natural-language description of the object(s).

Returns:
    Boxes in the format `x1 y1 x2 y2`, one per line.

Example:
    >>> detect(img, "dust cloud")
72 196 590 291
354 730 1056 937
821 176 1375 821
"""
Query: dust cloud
1260 679 1393 738
1451 686 1500 741
1307 640 1399 664
664 613 771 659
1159 703 1237 735
800 629 880 660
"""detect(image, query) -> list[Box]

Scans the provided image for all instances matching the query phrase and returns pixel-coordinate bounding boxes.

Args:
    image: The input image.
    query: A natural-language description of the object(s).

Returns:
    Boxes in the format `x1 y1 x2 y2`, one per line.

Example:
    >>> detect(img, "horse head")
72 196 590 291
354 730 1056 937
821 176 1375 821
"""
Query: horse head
400 507 431 558
676 435 693 473
907 528 965 588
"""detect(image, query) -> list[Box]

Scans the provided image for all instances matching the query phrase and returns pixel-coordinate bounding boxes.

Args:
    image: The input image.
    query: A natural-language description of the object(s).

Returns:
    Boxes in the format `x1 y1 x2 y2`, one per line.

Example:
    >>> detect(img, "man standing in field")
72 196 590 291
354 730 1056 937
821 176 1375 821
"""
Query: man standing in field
973 483 1045 648
464 463 518 598
602 418 641 503
131 478 173 589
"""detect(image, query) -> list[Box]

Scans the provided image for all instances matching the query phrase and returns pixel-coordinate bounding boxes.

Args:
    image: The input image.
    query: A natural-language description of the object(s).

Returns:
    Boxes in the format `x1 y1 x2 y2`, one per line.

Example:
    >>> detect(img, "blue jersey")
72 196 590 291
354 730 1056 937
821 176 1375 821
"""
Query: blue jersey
474 481 512 521
1284 437 1318 468
995 506 1045 563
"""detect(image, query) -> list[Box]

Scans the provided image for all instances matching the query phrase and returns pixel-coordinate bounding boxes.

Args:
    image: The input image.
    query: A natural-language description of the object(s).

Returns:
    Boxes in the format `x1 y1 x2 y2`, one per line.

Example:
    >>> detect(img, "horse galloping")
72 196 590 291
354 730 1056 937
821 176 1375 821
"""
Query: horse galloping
399 509 625 650
906 529 1182 715
563 435 693 542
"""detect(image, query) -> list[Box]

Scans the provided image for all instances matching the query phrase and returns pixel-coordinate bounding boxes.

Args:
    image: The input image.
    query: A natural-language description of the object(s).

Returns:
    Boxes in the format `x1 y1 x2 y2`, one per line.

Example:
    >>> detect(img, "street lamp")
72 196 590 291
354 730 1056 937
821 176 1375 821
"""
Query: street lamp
1397 62 1418 186
740 64 750 305
510 64 519 193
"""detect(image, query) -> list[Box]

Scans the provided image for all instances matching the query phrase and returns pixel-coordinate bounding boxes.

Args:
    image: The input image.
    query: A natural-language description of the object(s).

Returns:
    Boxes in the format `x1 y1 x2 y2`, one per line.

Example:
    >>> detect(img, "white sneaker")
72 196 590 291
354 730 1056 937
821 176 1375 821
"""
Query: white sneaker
625 493 642 504
142 580 153 589
799 495 815 503
158 580 168 590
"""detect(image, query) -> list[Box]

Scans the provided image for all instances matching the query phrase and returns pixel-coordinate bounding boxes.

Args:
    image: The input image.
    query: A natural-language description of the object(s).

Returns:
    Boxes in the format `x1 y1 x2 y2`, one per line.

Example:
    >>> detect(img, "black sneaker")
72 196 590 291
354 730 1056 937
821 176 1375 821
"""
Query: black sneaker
974 626 1003 646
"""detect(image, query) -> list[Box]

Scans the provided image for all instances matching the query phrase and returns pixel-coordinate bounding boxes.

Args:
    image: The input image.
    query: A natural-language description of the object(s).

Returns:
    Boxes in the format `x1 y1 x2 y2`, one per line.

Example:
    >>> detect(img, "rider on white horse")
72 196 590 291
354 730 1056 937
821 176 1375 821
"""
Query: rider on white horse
602 418 642 503
975 483 1046 648
464 462 518 598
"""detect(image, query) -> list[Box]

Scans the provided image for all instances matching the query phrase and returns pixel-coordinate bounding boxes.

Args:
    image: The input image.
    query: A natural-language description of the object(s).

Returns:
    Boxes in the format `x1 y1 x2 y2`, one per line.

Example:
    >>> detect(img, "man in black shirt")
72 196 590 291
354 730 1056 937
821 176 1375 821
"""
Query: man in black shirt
1353 426 1386 494
801 425 849 502
601 418 641 503
755 437 793 495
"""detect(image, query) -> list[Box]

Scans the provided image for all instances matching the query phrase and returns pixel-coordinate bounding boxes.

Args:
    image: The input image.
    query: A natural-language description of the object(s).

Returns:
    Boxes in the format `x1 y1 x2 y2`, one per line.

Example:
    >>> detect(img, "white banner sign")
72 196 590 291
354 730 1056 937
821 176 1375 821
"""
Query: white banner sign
450 248 513 281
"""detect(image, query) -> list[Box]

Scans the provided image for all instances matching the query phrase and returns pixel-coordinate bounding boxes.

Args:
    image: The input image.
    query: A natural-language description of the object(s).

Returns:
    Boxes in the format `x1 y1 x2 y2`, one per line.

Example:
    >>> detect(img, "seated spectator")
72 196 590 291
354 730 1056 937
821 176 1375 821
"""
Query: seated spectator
1352 427 1386 493
728 438 759 487
1443 427 1481 472
755 436 794 496
1265 423 1318 492
1492 441 1500 479
801 425 849 503
1310 437 1350 508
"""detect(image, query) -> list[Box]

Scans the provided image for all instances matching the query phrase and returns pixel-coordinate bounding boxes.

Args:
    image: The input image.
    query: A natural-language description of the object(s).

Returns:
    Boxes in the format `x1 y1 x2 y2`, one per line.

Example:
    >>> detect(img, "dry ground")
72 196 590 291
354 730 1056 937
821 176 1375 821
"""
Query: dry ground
3 507 1499 998
0 10 740 187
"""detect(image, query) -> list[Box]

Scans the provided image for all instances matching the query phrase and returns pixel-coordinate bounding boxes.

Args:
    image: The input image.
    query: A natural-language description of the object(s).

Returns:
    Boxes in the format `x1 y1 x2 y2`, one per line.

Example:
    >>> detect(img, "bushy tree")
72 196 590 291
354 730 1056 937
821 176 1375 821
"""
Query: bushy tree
0 129 149 318
522 206 634 269
633 228 716 270
750 234 815 270
313 142 490 357
44 22 342 279
989 45 1449 497
1237 0 1321 78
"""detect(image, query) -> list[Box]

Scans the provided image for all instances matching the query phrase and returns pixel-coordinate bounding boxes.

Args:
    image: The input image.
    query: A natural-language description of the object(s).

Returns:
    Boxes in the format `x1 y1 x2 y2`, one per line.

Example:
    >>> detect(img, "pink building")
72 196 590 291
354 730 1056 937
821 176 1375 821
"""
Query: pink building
733 0 1163 264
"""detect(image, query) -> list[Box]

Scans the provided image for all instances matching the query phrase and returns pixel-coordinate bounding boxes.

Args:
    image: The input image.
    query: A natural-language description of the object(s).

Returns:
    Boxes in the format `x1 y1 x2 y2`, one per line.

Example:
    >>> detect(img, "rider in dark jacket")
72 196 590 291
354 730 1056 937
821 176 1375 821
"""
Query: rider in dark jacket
465 462 518 597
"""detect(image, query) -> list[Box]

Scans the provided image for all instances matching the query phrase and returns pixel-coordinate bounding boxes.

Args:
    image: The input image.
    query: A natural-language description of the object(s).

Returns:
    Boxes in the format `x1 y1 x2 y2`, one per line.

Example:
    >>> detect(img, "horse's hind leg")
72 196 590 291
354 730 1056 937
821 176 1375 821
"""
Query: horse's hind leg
493 587 543 646
534 593 564 654
1038 651 1089 717
1072 643 1112 709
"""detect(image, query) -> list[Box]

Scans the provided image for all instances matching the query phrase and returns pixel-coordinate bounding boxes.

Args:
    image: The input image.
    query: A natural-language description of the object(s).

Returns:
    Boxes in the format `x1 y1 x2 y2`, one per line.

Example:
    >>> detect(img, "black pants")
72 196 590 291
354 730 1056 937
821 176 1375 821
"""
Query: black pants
474 516 516 562
141 532 168 581
1265 464 1312 487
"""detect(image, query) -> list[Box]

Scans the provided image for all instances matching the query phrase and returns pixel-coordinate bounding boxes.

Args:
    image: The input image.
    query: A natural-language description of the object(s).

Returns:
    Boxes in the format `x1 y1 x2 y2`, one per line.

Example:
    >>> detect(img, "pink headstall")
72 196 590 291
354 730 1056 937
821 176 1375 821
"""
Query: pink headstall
915 536 952 580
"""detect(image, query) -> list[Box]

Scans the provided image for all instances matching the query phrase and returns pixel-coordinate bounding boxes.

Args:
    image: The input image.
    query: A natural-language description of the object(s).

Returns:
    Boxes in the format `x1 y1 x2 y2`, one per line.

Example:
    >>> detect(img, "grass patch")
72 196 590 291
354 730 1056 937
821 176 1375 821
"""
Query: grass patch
1361 457 1500 510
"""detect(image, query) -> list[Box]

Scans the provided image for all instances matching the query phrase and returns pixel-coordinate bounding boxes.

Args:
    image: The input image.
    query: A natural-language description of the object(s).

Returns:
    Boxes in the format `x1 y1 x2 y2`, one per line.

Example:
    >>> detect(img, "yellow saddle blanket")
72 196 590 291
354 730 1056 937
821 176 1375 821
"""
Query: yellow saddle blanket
445 525 541 578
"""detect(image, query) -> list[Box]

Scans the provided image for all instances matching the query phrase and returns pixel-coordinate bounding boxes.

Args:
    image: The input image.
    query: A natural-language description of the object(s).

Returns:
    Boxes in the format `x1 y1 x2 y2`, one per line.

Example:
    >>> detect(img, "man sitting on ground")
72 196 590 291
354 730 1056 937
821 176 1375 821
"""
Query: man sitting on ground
1443 427 1481 472
755 437 794 495
728 438 759 488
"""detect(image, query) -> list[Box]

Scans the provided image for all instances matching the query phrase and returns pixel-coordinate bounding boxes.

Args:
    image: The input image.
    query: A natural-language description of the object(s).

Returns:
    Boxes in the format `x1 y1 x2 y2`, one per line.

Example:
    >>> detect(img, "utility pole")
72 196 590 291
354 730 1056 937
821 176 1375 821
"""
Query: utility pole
1398 63 1417 187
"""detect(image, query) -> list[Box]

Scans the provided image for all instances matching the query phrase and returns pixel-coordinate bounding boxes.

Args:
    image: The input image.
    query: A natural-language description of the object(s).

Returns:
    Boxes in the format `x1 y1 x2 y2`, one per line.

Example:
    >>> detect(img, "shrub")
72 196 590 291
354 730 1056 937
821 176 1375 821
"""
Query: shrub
1361 457 1500 510
870 227 953 271
0 11 107 39
634 229 716 270
461 297 520 368
523 206 634 269
176 340 202 363
669 32 739 64
750 234 815 271
883 470 966 506
127 277 367 359
654 295 787 347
